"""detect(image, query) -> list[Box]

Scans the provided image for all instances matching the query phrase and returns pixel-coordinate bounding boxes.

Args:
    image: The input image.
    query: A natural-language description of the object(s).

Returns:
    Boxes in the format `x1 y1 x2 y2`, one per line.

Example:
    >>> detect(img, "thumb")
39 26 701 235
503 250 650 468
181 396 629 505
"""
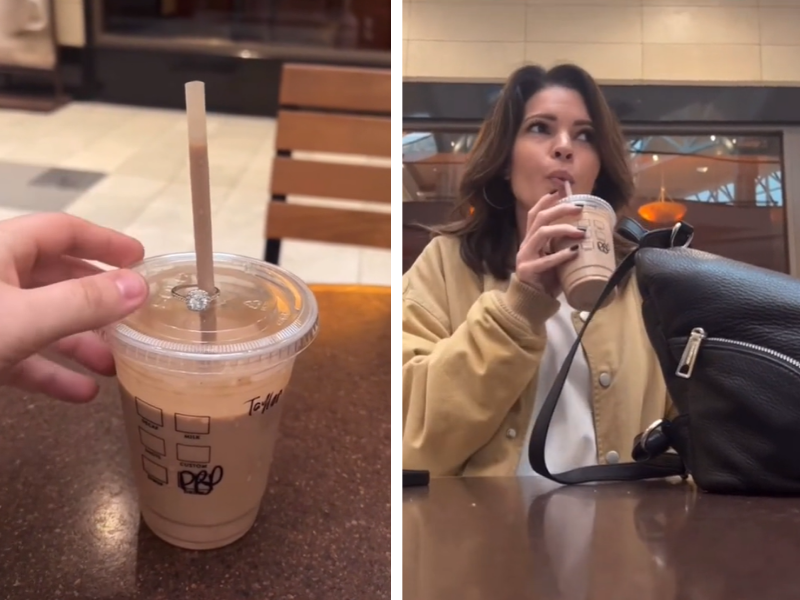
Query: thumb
13 269 148 350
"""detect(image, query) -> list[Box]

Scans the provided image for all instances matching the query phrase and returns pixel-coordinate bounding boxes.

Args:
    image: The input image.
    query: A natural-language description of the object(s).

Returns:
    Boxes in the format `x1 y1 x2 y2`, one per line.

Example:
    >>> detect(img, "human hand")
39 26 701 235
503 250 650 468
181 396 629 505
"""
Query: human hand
0 213 148 402
515 190 586 297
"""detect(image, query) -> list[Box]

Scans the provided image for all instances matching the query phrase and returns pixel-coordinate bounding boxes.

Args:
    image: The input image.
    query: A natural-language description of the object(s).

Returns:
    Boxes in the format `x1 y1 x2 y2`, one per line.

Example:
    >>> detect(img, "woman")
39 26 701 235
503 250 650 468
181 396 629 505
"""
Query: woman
402 63 673 478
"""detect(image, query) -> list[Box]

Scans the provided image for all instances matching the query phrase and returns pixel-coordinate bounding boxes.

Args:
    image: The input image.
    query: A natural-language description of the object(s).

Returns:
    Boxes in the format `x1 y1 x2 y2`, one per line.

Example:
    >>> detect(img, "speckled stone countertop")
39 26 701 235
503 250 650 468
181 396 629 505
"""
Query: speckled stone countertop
0 286 390 599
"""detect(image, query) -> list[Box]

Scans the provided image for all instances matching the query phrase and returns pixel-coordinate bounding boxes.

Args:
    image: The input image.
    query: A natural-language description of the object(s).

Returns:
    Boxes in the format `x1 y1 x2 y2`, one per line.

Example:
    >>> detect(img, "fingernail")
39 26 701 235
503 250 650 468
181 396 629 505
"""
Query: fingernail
573 202 585 208
570 245 580 251
577 226 588 232
114 271 147 301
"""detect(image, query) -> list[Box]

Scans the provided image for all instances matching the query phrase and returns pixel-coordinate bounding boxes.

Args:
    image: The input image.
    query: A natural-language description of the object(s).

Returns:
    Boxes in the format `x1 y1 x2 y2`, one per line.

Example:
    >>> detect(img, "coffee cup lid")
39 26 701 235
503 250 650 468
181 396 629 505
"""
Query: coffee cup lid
108 253 319 365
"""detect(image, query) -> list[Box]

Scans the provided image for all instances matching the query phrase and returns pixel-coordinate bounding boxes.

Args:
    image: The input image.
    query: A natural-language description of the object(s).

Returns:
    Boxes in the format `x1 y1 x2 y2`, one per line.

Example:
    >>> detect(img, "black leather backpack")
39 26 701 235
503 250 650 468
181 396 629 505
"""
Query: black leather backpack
529 218 800 495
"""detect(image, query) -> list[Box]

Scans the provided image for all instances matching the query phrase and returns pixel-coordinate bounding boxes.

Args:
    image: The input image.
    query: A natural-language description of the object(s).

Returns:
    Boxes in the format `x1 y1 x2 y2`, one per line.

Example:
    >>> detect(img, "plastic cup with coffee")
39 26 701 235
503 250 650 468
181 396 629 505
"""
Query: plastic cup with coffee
552 191 618 312
106 253 319 549
103 81 319 549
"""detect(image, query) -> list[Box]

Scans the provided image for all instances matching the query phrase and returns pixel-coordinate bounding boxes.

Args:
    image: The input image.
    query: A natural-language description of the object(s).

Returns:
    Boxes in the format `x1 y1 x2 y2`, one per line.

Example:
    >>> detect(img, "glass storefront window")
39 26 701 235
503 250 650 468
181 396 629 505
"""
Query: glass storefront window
402 130 473 203
403 128 788 274
402 130 474 271
97 0 390 55
626 133 786 273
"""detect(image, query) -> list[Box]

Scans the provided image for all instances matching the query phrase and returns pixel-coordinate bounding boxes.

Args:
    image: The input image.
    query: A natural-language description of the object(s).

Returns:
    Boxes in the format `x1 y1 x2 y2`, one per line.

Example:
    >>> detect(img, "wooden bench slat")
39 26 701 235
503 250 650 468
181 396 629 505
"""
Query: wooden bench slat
265 202 390 248
265 63 391 253
276 110 390 158
271 157 390 204
279 64 390 113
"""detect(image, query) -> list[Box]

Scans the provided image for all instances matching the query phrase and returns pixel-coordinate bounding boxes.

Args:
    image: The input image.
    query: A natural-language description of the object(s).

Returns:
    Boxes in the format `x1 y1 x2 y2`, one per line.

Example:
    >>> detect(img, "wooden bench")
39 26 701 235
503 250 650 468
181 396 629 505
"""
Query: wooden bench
264 63 391 264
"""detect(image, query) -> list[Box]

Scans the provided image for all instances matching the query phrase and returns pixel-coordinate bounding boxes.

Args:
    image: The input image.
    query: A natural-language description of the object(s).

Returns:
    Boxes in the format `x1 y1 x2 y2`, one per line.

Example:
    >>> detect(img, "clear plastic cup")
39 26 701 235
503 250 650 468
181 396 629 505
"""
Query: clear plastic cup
105 252 319 550
553 194 618 311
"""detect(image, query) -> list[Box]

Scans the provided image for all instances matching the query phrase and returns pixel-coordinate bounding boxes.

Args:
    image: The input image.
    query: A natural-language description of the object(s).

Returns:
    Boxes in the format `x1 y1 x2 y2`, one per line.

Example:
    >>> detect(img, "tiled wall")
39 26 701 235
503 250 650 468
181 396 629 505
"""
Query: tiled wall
402 0 800 84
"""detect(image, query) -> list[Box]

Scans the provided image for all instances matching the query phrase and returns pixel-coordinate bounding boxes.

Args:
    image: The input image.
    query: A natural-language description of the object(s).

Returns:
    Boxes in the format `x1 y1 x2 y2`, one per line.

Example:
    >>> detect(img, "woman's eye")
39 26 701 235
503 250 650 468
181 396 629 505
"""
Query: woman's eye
528 122 548 134
576 130 594 142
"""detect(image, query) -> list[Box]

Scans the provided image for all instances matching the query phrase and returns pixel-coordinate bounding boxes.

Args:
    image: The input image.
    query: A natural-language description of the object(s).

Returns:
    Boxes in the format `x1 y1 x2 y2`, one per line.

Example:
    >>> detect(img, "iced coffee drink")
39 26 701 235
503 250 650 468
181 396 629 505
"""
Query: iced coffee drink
552 194 617 312
106 252 318 550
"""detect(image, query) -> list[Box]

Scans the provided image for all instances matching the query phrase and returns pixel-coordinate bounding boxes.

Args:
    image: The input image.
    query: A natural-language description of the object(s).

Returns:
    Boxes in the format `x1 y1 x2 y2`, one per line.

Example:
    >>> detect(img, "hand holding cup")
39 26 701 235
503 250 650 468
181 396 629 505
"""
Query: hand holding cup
0 213 147 403
515 189 586 297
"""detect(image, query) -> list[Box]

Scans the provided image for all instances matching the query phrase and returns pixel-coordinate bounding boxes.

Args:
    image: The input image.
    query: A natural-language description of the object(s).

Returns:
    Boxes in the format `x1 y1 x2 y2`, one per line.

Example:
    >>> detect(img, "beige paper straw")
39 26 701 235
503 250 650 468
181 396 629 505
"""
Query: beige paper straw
564 181 573 198
185 81 217 342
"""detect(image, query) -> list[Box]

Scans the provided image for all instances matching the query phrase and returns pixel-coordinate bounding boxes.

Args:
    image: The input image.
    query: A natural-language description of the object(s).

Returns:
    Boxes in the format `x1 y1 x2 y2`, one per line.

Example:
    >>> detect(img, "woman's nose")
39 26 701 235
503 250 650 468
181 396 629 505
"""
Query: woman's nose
552 134 574 161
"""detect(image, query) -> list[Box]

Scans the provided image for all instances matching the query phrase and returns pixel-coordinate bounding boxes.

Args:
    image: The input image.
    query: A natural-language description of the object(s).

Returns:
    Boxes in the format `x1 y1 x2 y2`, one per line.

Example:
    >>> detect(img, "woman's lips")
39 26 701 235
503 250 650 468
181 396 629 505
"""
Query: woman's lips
548 176 571 188
547 170 575 183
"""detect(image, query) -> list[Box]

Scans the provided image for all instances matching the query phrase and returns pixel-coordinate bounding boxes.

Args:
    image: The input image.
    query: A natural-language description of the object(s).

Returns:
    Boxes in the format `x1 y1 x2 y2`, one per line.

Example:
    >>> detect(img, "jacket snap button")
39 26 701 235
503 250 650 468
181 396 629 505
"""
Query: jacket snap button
598 372 612 388
506 428 517 439
579 311 590 322
606 450 620 464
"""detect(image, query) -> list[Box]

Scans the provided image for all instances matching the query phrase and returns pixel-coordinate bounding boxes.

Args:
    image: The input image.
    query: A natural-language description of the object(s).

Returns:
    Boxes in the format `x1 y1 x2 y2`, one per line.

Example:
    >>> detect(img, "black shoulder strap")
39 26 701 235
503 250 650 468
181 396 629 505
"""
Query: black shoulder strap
616 216 650 245
527 219 691 484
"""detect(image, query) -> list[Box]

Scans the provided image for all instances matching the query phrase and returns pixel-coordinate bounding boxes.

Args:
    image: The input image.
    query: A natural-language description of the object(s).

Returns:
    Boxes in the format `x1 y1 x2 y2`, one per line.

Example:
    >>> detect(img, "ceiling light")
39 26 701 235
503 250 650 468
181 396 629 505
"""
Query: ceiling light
637 178 687 225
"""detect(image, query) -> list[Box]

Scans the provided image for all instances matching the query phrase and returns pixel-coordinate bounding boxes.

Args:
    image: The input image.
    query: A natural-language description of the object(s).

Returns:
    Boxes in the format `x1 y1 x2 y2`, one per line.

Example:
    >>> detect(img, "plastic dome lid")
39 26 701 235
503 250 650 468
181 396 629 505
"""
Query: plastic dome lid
109 253 319 365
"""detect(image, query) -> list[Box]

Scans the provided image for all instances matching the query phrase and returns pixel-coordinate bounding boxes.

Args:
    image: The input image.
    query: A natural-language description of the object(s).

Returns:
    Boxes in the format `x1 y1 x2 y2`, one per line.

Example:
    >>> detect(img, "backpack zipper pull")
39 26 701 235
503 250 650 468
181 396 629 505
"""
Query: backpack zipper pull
676 327 706 379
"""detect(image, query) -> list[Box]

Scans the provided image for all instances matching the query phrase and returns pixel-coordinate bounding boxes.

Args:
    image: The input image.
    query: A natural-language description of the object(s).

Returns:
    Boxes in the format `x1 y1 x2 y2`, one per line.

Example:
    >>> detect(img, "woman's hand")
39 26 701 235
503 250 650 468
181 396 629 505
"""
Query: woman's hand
515 190 586 297
0 213 149 403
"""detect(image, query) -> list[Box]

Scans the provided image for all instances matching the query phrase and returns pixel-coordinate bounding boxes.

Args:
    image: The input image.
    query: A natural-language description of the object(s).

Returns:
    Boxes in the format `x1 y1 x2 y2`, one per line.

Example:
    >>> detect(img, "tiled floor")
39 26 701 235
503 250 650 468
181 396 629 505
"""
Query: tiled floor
0 102 390 286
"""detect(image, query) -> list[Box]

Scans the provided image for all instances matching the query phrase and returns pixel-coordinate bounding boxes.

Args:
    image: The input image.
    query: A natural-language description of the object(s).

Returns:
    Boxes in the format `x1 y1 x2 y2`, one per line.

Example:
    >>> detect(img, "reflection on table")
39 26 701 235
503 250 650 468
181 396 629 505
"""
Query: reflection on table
404 476 800 600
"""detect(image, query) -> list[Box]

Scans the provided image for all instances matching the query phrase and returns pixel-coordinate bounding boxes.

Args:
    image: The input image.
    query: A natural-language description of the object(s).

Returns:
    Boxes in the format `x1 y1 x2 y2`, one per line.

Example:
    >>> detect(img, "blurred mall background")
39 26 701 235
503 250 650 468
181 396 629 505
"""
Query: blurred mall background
0 0 390 286
402 0 800 279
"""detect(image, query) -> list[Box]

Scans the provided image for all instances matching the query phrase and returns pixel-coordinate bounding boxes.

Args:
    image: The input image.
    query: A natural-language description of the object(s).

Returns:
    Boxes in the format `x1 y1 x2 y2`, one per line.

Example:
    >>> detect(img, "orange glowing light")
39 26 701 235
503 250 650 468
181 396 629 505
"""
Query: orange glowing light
637 201 687 224
637 181 687 224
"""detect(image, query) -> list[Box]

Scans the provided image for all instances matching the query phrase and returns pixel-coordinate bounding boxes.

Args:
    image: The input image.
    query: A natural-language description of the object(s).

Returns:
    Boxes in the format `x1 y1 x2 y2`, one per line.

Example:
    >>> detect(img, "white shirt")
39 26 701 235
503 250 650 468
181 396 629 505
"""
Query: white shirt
516 295 598 477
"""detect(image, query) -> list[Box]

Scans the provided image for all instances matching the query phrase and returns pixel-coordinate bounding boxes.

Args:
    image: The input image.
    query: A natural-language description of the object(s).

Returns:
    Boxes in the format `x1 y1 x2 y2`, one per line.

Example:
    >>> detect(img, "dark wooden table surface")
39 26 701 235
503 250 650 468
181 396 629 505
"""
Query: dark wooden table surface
0 285 390 599
404 476 800 600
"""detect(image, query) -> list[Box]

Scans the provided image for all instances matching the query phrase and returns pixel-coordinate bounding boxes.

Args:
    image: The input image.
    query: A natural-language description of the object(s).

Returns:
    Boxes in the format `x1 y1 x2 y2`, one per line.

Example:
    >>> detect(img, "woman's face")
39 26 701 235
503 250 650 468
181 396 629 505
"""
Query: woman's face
508 85 601 209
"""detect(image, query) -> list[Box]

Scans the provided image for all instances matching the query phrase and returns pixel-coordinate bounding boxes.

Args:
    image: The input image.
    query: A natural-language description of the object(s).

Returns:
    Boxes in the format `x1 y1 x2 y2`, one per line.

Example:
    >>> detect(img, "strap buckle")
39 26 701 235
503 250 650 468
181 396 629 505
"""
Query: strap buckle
669 222 694 248
632 419 672 462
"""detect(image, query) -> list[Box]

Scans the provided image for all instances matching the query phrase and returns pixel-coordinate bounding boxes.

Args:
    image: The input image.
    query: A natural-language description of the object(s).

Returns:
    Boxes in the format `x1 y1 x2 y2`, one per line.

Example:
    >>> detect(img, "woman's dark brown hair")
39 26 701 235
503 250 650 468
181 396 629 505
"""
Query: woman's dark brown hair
437 63 635 280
